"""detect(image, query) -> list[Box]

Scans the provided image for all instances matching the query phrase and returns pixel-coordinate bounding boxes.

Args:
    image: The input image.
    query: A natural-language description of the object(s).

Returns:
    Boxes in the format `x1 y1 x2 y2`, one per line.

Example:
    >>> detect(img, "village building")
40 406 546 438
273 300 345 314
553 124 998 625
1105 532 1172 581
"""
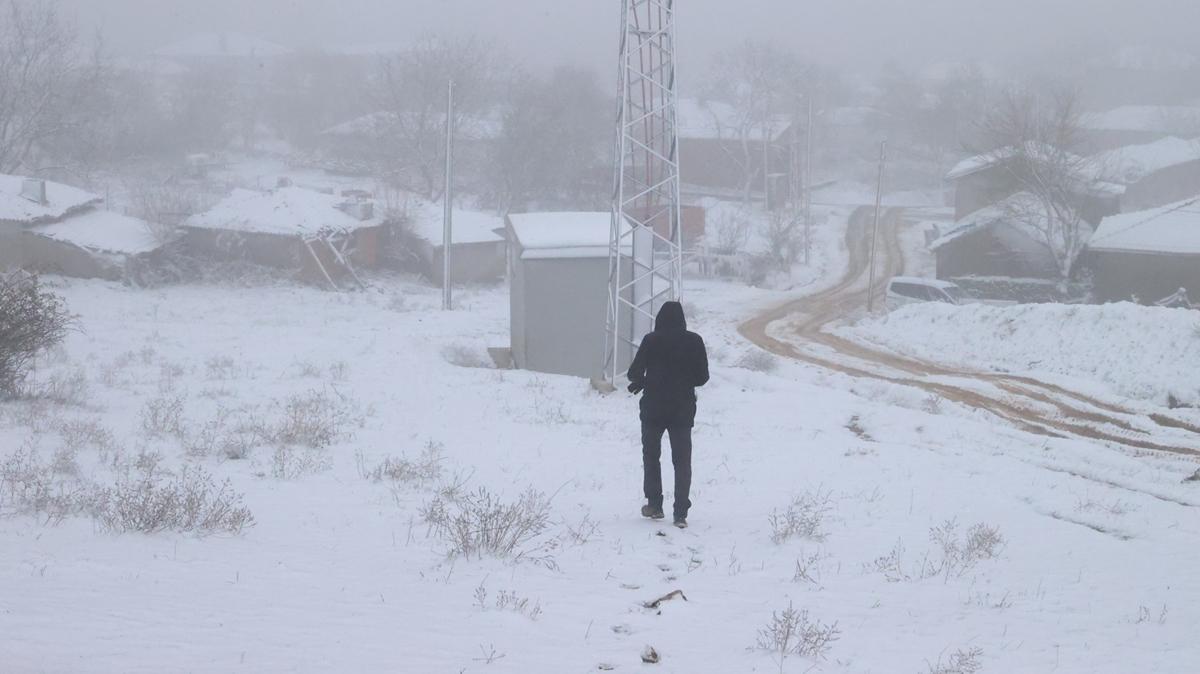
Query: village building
404 203 506 286
0 175 165 282
504 212 635 379
1087 197 1200 304
1092 136 1200 212
1080 105 1200 153
182 186 382 289
676 98 794 205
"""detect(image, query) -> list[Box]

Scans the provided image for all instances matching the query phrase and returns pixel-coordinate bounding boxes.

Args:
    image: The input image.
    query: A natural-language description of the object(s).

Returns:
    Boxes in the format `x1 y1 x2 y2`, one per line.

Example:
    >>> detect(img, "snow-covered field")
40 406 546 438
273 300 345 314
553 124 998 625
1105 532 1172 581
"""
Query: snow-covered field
2 269 1199 673
840 301 1200 407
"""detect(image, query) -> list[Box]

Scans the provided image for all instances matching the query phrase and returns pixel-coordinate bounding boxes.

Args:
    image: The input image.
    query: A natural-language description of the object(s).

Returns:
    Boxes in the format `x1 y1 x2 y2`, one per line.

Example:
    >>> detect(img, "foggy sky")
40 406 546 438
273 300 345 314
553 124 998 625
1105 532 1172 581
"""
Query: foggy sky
61 0 1200 74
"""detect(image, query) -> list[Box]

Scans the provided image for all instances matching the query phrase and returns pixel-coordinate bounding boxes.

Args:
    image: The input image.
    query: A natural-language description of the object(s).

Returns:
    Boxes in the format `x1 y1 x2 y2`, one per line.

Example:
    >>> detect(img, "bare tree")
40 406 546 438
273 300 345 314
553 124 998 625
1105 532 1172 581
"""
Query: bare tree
0 0 90 173
488 66 608 213
977 88 1109 280
372 36 505 200
705 41 814 205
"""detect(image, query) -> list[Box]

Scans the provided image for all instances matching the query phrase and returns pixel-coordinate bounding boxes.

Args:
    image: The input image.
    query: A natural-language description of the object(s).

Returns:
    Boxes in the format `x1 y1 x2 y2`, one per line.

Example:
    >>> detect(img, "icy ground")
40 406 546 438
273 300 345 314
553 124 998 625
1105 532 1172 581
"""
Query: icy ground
840 301 1200 408
2 272 1199 673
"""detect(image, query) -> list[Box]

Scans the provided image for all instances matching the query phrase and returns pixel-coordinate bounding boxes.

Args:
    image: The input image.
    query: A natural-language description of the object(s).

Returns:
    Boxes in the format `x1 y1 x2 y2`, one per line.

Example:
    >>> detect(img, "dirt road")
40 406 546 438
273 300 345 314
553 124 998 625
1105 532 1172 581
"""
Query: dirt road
739 207 1200 457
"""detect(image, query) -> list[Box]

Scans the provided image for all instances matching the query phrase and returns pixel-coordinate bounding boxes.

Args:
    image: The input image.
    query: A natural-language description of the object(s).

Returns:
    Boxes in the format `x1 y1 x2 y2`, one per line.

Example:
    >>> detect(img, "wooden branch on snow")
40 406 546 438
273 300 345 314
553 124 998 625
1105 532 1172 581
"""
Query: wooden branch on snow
642 589 688 610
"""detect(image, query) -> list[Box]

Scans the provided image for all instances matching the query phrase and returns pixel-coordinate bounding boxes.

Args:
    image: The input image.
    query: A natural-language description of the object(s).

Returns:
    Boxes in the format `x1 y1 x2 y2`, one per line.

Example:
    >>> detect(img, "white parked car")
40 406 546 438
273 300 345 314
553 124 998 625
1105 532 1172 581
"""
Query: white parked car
885 276 966 311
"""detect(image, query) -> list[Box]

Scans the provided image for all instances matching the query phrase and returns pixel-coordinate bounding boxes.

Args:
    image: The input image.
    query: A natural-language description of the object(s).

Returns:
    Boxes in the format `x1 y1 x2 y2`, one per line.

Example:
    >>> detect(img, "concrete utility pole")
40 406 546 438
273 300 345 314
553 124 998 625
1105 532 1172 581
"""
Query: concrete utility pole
442 79 454 311
804 96 814 265
866 140 887 312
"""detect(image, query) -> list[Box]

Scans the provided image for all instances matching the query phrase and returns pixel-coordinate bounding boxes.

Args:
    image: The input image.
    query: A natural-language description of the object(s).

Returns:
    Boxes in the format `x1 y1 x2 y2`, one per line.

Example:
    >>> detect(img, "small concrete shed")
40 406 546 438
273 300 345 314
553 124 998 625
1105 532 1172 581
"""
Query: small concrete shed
407 203 506 285
505 212 633 380
1087 196 1200 303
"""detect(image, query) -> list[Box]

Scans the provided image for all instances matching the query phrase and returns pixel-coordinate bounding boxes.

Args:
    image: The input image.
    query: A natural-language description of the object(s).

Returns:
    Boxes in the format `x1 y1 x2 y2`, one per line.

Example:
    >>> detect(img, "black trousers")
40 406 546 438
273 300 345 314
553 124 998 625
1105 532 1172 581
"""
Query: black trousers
642 421 692 519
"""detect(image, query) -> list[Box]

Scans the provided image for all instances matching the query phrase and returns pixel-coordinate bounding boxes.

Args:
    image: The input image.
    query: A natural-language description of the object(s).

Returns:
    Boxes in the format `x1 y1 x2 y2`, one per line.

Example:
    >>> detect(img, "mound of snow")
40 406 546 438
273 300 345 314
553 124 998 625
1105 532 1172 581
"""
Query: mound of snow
840 302 1200 406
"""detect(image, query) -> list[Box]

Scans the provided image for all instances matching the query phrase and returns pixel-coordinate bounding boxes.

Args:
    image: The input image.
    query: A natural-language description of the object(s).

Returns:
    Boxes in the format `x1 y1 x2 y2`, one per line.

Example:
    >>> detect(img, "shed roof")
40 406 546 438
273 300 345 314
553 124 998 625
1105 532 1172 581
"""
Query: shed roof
930 192 1095 251
0 174 102 225
1089 197 1200 255
508 212 631 260
31 210 162 256
185 187 380 236
1092 136 1200 184
408 202 504 246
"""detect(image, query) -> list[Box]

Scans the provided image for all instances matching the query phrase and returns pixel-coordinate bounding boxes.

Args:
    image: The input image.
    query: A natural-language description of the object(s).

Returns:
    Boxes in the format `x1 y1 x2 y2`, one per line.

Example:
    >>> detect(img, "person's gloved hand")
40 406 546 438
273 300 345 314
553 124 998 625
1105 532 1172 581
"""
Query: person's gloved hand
627 381 644 395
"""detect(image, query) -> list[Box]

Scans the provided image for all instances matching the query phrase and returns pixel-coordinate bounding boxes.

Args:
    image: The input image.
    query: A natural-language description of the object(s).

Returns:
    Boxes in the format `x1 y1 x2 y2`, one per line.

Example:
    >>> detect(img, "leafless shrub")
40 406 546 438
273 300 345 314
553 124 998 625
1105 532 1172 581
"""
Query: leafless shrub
1075 496 1136 517
124 179 217 243
769 488 833 544
328 361 349 382
792 550 825 585
868 540 911 583
140 394 186 437
845 415 872 441
562 512 601 547
270 444 331 480
157 361 186 392
926 646 984 674
1132 604 1168 625
92 466 254 535
56 418 116 454
357 441 444 484
443 344 493 369
0 272 73 398
292 360 324 379
925 520 1005 580
0 442 90 523
421 486 556 566
50 445 79 476
754 602 840 670
271 389 358 448
205 355 238 381
473 583 543 620
25 366 89 406
734 349 778 373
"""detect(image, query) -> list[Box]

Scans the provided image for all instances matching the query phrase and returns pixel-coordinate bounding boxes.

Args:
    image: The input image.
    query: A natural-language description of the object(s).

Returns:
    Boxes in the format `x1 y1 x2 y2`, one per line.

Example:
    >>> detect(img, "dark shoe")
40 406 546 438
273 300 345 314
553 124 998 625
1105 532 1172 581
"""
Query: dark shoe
641 504 665 520
673 517 688 529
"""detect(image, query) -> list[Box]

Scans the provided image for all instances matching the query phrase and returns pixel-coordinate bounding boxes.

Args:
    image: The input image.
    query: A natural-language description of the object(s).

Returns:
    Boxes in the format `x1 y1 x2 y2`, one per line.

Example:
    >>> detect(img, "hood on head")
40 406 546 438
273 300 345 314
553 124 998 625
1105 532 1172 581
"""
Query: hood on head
654 301 686 332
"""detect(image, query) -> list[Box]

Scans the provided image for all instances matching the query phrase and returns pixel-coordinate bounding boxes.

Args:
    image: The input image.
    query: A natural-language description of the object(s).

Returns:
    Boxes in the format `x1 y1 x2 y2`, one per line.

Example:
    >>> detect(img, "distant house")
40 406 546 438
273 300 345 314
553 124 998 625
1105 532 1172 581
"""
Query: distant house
930 193 1083 280
504 212 636 379
1092 136 1200 212
404 203 506 285
0 175 164 282
676 98 793 204
183 186 382 288
1087 197 1200 303
317 109 504 177
1080 106 1200 153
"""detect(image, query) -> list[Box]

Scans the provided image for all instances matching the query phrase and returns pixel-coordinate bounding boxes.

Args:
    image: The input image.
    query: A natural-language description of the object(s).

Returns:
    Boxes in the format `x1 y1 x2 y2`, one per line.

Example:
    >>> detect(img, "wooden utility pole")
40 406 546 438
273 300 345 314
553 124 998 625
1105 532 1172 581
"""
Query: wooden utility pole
866 140 887 312
442 79 454 311
804 96 814 265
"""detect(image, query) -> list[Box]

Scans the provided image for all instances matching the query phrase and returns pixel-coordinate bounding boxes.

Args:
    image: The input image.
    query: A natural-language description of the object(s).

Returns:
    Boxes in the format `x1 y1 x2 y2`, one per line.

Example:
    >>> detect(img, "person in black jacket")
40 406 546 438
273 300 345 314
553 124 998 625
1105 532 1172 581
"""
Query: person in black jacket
627 301 709 528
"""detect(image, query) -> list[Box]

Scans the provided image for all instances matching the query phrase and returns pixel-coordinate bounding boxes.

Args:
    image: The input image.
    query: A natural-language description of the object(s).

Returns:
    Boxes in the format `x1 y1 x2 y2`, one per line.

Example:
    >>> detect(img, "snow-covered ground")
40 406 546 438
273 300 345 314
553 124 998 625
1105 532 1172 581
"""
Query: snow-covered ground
2 266 1199 672
839 301 1200 407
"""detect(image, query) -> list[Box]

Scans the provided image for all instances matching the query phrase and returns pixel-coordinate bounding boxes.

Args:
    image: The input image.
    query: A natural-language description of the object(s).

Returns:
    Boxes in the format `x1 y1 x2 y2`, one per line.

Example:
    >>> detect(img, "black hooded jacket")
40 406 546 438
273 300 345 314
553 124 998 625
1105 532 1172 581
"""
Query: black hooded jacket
628 301 709 426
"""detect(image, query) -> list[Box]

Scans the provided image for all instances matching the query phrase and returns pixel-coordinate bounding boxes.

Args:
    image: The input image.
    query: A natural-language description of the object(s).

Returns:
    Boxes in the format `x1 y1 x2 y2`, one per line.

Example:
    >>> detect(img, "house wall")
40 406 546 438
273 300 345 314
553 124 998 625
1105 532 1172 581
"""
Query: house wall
953 165 1022 220
182 225 381 284
0 231 127 280
1122 160 1200 213
935 224 1060 280
427 240 506 286
1090 250 1200 303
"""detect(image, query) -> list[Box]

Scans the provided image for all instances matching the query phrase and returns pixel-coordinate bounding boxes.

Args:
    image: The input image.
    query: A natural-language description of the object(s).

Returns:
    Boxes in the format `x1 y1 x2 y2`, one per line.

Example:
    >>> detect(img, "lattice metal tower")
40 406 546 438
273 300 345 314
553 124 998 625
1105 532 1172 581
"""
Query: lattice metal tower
603 0 684 383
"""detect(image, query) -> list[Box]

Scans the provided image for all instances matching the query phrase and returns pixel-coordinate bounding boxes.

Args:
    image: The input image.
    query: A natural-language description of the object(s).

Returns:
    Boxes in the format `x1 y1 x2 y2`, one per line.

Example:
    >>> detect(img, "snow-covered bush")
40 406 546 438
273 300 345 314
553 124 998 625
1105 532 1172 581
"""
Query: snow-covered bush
421 486 556 566
0 442 90 522
769 488 833 544
926 646 984 674
0 272 72 397
92 466 254 535
271 389 358 448
356 441 444 484
925 519 1004 580
140 394 186 437
442 343 493 369
754 602 840 668
734 349 778 373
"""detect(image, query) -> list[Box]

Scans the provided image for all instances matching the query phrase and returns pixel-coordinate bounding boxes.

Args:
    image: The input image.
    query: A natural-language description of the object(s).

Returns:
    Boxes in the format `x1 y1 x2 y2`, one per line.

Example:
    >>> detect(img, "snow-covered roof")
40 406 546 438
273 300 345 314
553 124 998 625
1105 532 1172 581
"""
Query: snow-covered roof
930 192 1096 250
154 32 292 60
1092 136 1200 184
408 202 504 246
1082 106 1200 133
676 98 791 142
1089 197 1200 255
946 143 1063 180
507 212 630 259
185 187 380 236
31 210 162 256
321 109 505 141
0 174 102 225
945 144 1124 197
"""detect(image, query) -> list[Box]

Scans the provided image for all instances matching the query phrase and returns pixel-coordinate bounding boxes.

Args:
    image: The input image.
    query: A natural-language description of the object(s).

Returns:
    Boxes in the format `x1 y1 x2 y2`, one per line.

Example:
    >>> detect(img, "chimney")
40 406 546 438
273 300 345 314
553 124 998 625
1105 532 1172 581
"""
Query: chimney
338 200 374 221
20 178 47 206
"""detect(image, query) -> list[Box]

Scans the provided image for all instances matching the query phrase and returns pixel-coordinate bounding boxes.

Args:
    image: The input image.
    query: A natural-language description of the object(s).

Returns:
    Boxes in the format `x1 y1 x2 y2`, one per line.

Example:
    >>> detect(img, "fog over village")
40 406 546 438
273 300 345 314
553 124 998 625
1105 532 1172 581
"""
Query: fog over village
2 1 1200 672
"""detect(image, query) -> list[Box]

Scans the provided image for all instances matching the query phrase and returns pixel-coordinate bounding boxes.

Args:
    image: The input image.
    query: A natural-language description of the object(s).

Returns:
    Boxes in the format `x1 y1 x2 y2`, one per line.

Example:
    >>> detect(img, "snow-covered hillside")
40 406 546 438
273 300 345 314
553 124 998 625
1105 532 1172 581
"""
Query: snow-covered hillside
1 274 1197 673
840 301 1200 407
